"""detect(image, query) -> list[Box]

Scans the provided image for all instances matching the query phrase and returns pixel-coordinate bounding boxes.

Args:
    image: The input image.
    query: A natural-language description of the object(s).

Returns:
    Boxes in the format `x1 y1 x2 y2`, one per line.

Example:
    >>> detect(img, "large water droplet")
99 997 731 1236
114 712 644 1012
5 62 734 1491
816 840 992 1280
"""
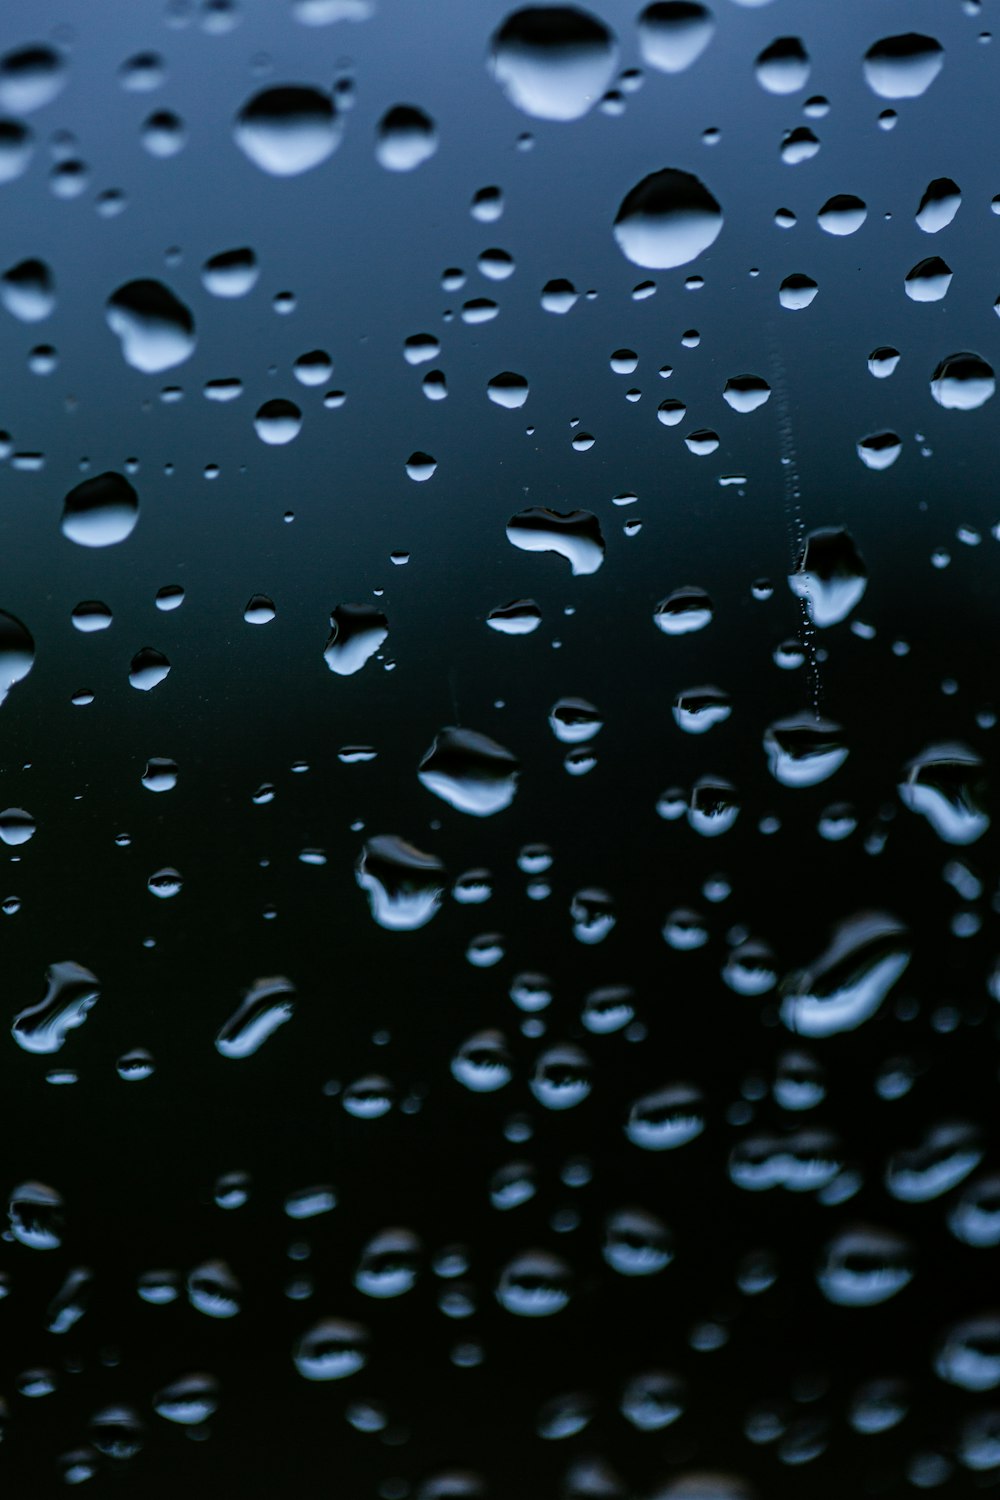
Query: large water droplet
817 1226 913 1306
637 3 715 75
234 86 340 175
106 280 195 373
778 273 818 309
613 168 722 270
61 471 139 548
0 45 65 113
764 715 848 787
755 37 810 94
817 194 867 236
863 34 944 100
294 1318 369 1380
905 255 951 301
418 727 520 816
9 1181 64 1249
202 246 259 297
496 1249 571 1315
489 7 618 121
916 176 961 233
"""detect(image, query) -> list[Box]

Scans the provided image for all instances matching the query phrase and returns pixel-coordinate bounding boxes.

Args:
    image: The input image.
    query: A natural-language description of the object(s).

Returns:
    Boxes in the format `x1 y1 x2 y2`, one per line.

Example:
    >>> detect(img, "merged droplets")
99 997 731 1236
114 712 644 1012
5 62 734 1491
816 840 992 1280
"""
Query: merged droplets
375 105 437 171
234 86 341 175
637 3 715 75
12 961 100 1055
488 7 619 121
106 281 195 373
613 168 723 270
356 835 445 930
418 727 520 816
863 34 944 100
61 471 139 548
930 351 995 410
780 912 911 1038
506 508 605 575
898 743 989 845
788 527 867 627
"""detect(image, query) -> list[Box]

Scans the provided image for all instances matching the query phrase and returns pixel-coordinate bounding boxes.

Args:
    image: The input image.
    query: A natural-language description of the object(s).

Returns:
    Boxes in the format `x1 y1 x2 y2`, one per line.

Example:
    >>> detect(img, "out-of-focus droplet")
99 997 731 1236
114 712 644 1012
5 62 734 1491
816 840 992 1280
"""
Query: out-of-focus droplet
234 85 340 175
1 257 54 321
9 1180 64 1249
817 1226 914 1306
453 1030 513 1092
863 33 944 99
202 246 259 297
0 45 65 113
489 7 618 121
780 912 911 1037
106 280 195 373
153 1373 219 1426
613 168 723 269
0 807 34 845
507 507 604 574
496 1249 571 1315
626 1084 705 1150
418 726 520 816
788 526 867 627
375 104 437 170
637 3 715 74
294 1317 369 1379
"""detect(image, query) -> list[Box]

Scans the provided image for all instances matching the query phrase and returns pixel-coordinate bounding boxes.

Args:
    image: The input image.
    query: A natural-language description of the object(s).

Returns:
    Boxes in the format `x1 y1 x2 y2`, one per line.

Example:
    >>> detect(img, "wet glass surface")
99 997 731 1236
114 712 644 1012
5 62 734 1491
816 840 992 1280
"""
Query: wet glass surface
1 0 1000 1493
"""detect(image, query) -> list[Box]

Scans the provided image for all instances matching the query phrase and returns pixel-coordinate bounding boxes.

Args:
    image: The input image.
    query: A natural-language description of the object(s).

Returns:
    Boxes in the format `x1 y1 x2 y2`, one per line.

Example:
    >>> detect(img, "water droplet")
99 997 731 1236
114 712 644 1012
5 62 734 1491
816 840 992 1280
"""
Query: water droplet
489 7 618 121
673 684 731 734
755 37 810 94
356 835 445 930
817 194 867 235
722 375 770 413
254 398 302 444
487 371 529 408
487 598 541 634
496 1249 571 1315
905 255 952 301
216 975 296 1058
898 742 989 844
324 603 388 675
817 1225 913 1306
1 257 54 322
418 726 519 816
129 647 170 691
12 961 100 1054
764 716 848 787
375 104 437 170
916 176 961 232
244 593 275 624
0 45 65 113
626 1084 705 1150
202 246 258 297
453 1030 513 1092
930 351 995 409
506 507 605 574
604 1206 673 1274
117 1047 155 1081
234 85 340 175
188 1259 241 1318
857 431 901 469
62 471 139 547
637 3 715 74
653 586 712 634
780 912 911 1037
153 1373 219 1426
788 527 867 627
613 168 723 270
778 273 818 309
863 33 944 99
9 1180 64 1249
106 280 195 373
936 1314 1000 1390
0 807 34 845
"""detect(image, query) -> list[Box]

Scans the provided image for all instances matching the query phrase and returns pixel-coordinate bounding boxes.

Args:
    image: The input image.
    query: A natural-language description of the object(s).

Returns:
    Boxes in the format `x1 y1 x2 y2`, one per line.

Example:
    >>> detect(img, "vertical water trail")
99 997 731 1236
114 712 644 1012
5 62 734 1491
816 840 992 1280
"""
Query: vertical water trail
767 325 822 718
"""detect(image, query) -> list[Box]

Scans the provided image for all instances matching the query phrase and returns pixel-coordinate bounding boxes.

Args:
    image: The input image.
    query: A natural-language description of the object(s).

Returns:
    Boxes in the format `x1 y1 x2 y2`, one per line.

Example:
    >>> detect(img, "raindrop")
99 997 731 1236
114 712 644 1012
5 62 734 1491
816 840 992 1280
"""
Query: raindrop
356 835 445 930
817 1226 913 1306
817 194 867 235
857 431 901 469
507 507 604 574
254 398 302 444
202 246 259 297
62 471 139 547
788 527 867 627
418 727 520 816
755 37 810 94
614 168 723 270
863 34 944 99
930 351 994 410
487 371 529 408
487 599 542 634
723 375 770 412
1 257 54 321
488 7 619 121
898 743 989 844
216 976 296 1058
106 280 195 373
324 603 388 675
905 255 952 301
637 3 715 75
234 85 340 175
780 912 911 1037
0 45 65 113
916 176 961 232
764 716 848 787
375 105 437 170
12 961 100 1054
129 647 171 691
778 273 818 309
